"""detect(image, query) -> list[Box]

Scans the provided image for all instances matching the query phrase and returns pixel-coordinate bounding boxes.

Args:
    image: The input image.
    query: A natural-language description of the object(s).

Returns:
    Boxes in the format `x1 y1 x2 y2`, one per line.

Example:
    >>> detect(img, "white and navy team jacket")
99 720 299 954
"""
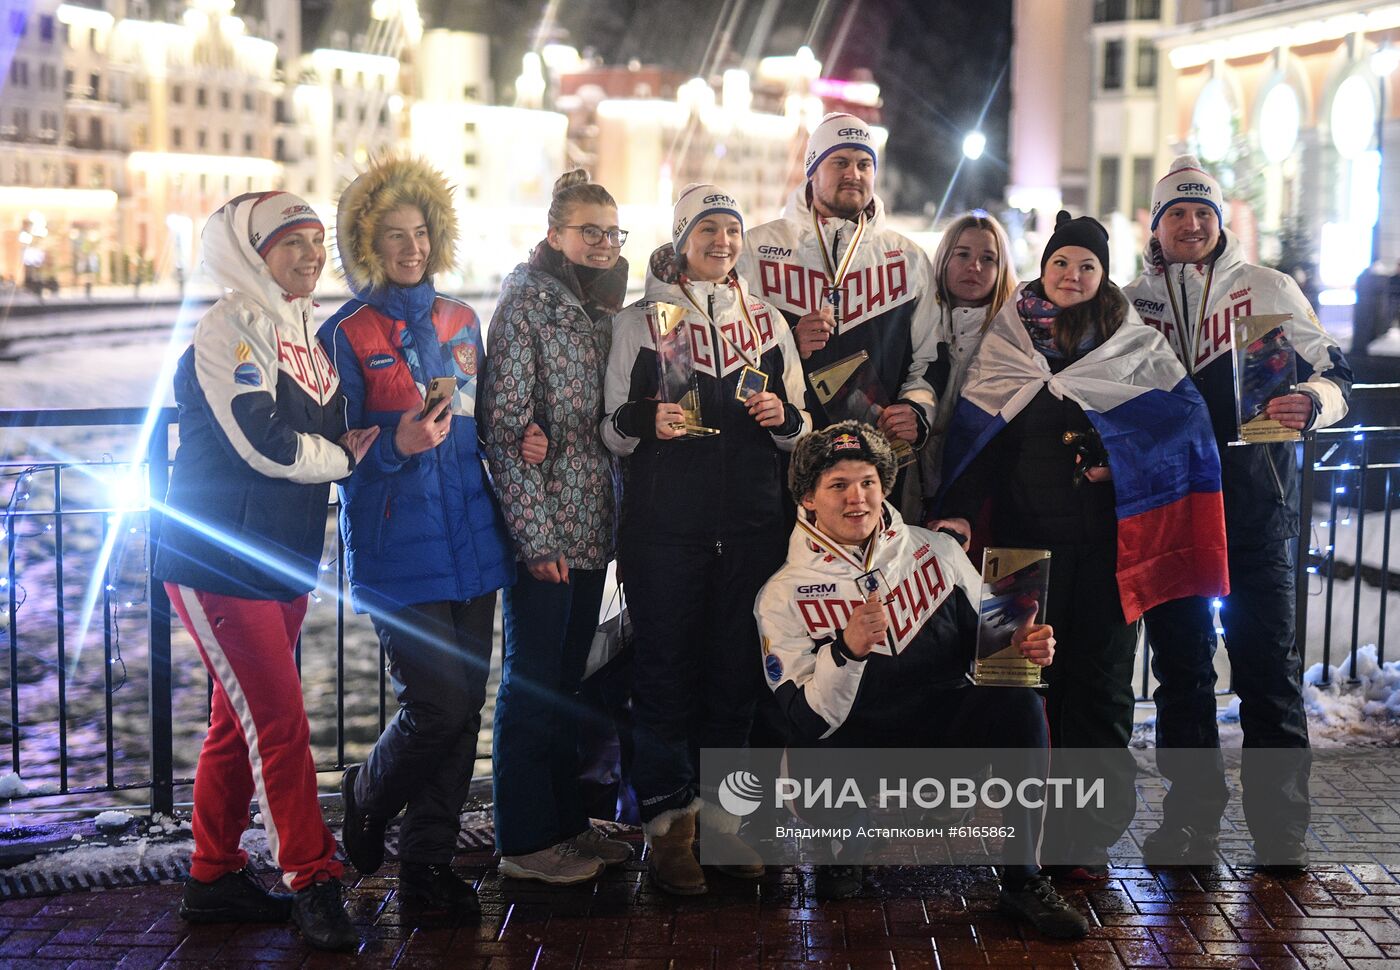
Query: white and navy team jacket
602 255 811 544
754 504 983 743
736 187 943 445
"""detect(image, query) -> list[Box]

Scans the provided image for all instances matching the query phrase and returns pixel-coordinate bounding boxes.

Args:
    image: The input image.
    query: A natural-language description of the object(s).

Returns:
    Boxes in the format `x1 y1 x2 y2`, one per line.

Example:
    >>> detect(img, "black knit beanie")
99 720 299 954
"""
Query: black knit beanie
1040 209 1110 276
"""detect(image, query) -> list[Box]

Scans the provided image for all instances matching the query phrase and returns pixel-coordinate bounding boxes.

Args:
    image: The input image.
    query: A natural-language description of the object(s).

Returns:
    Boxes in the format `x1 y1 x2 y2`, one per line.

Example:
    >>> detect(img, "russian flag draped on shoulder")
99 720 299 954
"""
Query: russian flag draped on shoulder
942 298 1228 622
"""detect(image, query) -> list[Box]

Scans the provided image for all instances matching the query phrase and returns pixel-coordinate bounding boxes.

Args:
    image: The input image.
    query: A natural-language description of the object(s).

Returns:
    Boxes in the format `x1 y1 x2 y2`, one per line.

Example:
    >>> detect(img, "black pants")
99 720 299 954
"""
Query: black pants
621 534 786 823
356 594 496 865
1145 539 1310 848
1039 542 1140 862
791 685 1049 883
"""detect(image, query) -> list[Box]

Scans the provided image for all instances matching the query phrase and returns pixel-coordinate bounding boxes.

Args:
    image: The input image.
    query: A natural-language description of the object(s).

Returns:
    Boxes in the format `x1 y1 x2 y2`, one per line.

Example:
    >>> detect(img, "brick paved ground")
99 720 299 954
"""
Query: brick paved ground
0 840 1398 969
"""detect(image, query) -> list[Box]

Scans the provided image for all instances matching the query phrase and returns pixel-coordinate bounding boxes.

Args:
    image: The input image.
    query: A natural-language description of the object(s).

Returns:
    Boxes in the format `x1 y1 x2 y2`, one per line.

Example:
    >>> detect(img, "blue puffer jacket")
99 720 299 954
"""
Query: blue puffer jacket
319 279 515 614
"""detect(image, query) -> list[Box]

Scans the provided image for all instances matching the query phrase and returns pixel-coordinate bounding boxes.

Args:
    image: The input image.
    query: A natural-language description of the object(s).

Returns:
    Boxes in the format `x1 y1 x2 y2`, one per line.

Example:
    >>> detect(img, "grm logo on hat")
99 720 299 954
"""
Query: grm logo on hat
702 193 737 206
831 432 863 452
836 127 870 140
1177 182 1212 195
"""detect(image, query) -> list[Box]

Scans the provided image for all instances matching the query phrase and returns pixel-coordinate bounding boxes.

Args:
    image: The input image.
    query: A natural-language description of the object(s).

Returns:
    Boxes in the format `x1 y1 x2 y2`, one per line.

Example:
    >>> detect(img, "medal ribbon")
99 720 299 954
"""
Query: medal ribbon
811 208 868 307
1162 260 1216 371
678 280 763 371
796 514 880 575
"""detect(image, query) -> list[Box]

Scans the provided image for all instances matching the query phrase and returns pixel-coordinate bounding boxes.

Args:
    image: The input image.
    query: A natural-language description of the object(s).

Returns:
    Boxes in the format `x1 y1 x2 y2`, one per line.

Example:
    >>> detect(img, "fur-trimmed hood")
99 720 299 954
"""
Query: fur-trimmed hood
335 155 458 298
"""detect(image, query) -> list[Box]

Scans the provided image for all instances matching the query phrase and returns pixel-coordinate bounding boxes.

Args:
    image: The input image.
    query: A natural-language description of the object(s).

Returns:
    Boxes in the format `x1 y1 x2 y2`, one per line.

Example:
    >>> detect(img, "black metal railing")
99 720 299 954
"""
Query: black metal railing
2 389 1397 816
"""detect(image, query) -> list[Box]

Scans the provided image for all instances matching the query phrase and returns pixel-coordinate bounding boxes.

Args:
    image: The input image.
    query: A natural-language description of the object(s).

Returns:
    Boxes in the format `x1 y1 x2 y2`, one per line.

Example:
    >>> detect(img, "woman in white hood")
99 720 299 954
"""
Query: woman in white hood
153 192 376 952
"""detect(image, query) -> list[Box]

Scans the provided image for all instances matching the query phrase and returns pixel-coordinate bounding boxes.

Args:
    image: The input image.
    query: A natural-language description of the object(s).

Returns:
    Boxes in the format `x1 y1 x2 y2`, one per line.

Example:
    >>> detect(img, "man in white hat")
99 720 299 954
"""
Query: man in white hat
737 113 941 506
1124 155 1353 873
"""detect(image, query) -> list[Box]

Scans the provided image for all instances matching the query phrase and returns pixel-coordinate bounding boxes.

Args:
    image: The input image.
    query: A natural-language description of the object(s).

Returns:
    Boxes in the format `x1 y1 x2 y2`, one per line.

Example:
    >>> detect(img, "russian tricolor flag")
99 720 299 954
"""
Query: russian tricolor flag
942 302 1228 623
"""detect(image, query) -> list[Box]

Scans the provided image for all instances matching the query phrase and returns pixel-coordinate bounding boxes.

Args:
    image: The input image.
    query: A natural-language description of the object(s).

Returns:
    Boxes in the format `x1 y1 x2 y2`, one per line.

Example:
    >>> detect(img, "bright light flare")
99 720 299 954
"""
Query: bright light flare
962 131 986 161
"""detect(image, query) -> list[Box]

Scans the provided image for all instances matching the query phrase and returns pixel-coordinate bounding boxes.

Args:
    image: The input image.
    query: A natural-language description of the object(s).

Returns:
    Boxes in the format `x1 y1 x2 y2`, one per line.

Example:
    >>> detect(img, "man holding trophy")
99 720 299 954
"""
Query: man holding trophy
754 422 1087 940
1125 156 1354 871
738 113 942 509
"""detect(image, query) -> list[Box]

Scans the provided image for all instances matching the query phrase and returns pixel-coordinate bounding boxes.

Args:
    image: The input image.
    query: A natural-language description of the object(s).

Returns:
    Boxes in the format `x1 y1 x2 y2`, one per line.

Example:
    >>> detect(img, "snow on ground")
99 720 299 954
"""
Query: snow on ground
0 773 27 798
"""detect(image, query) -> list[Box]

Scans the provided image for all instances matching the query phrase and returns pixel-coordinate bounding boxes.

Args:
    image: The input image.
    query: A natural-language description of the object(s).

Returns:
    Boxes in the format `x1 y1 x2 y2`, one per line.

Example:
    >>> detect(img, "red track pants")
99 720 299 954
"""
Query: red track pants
167 584 342 891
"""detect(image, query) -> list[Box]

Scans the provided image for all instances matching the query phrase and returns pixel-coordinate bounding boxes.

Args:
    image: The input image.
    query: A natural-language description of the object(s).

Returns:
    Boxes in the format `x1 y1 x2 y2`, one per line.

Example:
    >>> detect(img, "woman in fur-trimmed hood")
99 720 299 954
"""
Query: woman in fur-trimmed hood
335 154 459 298
317 155 513 918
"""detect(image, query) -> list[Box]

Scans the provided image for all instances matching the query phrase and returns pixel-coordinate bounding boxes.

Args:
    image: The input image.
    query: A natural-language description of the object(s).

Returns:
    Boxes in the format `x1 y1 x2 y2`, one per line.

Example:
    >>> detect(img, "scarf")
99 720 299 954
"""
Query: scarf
529 241 628 323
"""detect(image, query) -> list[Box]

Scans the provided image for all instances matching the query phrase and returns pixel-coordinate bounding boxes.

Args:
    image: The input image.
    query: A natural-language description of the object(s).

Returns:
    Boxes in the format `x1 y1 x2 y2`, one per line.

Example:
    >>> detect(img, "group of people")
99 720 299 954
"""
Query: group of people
152 109 1352 951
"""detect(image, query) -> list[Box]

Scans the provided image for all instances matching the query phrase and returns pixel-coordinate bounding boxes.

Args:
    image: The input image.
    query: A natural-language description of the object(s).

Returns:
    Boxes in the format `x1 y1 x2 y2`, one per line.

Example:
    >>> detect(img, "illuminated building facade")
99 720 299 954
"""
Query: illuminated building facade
1158 1 1399 295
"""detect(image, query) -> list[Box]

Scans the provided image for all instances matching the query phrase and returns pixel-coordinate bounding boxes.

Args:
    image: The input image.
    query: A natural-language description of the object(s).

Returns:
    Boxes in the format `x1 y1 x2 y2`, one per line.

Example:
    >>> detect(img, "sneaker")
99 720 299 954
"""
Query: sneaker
1254 841 1309 877
568 826 633 866
340 764 387 875
1043 863 1110 881
398 863 481 919
813 865 864 900
1142 823 1220 866
498 841 604 885
178 867 293 924
291 876 358 952
999 874 1090 939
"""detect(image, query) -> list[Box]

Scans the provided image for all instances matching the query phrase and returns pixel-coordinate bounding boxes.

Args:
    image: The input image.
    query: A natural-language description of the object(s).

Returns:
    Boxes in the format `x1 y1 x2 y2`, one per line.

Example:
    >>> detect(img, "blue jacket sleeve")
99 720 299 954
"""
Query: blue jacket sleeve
321 319 410 482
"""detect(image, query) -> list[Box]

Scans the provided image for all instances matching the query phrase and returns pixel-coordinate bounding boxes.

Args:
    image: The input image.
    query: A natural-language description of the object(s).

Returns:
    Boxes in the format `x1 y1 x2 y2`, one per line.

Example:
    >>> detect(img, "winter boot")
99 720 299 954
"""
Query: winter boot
645 805 706 895
697 801 765 879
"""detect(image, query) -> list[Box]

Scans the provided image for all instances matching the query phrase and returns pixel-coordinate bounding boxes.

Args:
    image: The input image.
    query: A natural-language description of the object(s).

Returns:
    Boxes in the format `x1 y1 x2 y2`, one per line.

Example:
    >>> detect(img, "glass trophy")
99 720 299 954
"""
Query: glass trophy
1231 313 1301 445
653 302 719 437
969 547 1050 688
806 350 915 467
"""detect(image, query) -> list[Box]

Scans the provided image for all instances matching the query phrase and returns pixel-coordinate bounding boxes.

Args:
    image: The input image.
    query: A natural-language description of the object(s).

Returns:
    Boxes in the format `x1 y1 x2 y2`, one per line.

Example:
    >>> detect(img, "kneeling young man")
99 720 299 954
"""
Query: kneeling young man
754 421 1086 939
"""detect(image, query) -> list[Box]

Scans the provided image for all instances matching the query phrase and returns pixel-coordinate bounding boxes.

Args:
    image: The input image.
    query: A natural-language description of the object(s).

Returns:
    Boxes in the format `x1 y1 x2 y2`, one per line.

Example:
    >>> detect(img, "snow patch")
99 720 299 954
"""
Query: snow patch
93 810 134 832
0 773 29 798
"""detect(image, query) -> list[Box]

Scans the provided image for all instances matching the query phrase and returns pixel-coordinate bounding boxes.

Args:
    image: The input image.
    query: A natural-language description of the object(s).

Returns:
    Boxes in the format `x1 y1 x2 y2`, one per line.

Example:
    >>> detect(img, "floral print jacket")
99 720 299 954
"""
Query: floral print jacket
480 260 621 569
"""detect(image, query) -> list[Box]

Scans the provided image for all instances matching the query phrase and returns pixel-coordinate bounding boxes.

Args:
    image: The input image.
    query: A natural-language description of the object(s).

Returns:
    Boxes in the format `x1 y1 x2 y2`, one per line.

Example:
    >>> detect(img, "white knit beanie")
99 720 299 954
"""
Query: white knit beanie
1149 155 1223 230
247 191 323 257
804 112 878 178
672 183 744 255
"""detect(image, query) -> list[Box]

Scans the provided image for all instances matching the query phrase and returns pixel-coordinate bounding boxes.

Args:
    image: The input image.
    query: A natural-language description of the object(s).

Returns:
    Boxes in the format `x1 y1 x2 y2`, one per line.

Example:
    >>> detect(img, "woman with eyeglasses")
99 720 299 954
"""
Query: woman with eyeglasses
479 169 634 884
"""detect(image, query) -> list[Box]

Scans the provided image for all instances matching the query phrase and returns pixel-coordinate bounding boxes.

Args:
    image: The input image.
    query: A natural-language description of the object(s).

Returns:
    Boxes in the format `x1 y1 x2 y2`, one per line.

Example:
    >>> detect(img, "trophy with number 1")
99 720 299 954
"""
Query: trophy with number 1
653 302 719 437
969 547 1050 688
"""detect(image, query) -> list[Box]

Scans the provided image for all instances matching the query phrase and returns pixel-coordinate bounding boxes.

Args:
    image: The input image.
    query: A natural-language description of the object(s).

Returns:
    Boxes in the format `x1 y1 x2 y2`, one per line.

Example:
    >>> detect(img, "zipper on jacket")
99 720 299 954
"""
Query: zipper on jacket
300 308 325 405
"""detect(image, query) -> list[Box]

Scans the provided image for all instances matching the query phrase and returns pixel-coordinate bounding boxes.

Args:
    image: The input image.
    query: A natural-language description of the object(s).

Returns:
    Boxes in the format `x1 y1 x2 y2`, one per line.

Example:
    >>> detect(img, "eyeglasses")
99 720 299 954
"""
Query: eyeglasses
565 225 628 247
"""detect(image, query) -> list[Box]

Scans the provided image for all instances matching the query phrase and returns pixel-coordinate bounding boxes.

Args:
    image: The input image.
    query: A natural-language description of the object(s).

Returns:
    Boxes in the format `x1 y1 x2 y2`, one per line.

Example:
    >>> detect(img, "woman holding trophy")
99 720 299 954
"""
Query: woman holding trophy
600 184 809 895
931 211 1227 881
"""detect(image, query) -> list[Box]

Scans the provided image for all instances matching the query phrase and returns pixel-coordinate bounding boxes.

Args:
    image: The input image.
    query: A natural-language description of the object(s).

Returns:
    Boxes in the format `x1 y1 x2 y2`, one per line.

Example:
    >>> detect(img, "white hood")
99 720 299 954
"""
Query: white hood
200 195 314 323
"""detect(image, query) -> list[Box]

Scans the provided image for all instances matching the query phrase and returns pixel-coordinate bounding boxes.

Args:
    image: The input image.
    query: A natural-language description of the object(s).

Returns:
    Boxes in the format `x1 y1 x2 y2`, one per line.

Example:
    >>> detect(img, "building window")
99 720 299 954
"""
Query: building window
172 128 182 147
133 124 146 147
244 132 253 152
39 14 53 41
1102 40 1124 91
65 163 77 186
196 129 207 149
243 92 253 111
1098 155 1120 216
221 131 230 150
13 108 28 137
172 84 184 104
38 64 55 89
1093 0 1126 22
135 80 147 101
334 103 344 121
9 59 27 86
88 118 101 145
1131 156 1154 215
89 71 99 97
463 152 477 166
220 90 230 109
1134 0 1161 18
9 10 26 36
90 164 105 188
1136 40 1158 89
196 87 207 107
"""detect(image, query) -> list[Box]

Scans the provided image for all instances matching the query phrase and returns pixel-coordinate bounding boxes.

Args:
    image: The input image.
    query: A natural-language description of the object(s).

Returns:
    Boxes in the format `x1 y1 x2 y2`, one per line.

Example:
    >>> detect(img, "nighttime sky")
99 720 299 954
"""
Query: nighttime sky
301 0 1013 216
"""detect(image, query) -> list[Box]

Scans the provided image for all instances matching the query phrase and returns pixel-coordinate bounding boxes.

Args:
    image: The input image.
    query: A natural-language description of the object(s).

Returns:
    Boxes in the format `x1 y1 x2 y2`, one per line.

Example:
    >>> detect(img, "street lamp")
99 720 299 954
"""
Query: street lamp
962 130 986 161
1372 44 1398 262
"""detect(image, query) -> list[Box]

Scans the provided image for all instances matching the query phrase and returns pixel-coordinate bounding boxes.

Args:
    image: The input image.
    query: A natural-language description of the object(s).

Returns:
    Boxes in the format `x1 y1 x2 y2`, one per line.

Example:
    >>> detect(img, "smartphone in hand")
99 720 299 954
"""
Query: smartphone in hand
420 376 456 419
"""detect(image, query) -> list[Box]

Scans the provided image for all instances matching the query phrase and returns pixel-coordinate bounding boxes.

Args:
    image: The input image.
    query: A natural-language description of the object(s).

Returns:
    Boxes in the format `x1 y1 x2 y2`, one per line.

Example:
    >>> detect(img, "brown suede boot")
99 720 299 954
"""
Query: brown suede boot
697 802 765 879
645 809 706 895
